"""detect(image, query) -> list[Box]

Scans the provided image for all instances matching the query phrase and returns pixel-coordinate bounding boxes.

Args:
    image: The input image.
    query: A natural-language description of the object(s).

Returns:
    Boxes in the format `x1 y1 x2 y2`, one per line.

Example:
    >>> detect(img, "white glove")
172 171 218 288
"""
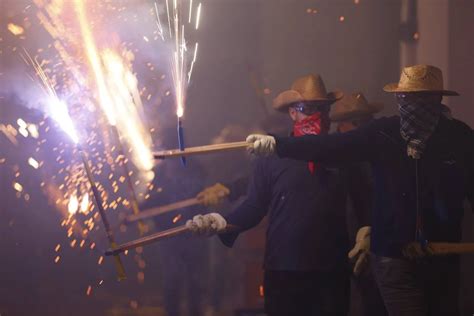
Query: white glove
246 134 276 156
185 213 227 236
348 226 371 276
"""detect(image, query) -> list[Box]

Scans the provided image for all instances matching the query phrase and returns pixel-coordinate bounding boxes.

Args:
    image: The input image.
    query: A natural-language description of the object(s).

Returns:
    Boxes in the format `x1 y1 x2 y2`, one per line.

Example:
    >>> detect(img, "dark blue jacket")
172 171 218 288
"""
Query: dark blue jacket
220 153 370 271
275 116 474 258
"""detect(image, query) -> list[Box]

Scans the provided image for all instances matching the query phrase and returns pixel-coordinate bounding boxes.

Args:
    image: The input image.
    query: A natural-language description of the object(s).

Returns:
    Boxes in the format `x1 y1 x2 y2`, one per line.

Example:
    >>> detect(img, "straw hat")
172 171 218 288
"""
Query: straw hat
383 64 459 96
330 92 383 122
273 74 343 112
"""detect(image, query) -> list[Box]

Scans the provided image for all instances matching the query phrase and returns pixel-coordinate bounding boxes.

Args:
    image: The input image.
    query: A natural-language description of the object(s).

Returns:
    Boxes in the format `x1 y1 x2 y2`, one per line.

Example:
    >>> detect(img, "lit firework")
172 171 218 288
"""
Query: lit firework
22 51 126 280
154 0 202 164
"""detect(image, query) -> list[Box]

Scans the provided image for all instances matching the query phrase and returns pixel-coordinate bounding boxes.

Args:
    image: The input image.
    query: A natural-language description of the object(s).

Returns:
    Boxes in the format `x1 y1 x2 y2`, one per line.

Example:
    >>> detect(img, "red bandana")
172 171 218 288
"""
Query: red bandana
293 112 329 174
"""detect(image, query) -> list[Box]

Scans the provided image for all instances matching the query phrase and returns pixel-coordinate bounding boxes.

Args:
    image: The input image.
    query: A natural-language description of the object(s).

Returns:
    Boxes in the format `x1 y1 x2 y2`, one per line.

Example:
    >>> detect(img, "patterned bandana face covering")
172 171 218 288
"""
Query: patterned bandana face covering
293 111 330 173
396 93 452 159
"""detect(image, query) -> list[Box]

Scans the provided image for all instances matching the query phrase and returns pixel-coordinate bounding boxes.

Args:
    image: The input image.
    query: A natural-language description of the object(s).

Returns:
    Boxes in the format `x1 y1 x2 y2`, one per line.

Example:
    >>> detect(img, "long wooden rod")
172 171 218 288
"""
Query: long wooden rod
105 224 238 256
153 141 249 159
126 198 200 223
79 147 126 280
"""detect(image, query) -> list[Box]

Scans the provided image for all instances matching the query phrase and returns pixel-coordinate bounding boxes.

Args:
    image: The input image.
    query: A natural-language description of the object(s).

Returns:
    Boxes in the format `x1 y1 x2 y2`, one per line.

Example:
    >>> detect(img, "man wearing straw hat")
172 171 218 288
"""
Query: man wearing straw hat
331 93 387 316
187 74 372 315
246 65 474 315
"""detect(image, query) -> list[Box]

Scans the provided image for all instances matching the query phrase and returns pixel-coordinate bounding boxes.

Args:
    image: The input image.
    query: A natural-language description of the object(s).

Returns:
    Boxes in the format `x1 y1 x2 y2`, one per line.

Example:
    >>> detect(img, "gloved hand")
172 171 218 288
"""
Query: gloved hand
348 226 371 276
402 242 433 259
246 134 276 156
186 213 227 236
196 183 231 207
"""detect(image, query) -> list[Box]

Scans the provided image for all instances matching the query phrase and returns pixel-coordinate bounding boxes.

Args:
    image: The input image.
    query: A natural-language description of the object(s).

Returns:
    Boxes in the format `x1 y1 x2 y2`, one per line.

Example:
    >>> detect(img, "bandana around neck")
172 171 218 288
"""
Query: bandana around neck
397 96 452 159
293 112 329 173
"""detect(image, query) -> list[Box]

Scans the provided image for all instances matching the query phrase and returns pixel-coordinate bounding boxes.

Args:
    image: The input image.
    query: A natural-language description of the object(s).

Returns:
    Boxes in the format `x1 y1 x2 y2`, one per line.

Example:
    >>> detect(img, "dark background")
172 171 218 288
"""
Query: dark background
1 0 473 315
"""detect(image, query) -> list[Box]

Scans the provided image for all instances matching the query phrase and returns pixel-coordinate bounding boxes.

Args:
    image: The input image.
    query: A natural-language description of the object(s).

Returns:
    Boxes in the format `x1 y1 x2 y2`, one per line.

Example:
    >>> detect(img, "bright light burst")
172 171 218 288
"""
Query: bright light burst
154 0 202 118
73 0 153 173
21 48 79 143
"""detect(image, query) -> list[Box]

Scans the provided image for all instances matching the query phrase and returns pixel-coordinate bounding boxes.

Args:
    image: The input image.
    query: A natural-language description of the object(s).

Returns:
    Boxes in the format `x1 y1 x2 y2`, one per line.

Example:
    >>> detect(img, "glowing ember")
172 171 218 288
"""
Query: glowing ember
13 182 23 192
86 286 92 296
7 23 24 36
54 256 61 264
172 213 182 223
80 193 89 213
68 195 79 215
28 157 40 169
27 124 39 138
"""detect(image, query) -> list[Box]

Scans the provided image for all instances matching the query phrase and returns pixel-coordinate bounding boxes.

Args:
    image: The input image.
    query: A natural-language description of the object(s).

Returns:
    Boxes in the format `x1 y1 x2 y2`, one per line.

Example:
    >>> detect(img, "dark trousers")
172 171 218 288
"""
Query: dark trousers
372 254 460 316
350 271 387 316
264 270 349 316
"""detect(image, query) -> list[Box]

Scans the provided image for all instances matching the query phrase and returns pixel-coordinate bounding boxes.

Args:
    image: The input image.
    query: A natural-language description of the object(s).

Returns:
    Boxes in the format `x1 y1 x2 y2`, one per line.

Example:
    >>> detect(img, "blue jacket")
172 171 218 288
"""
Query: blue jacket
220 153 371 271
275 116 474 258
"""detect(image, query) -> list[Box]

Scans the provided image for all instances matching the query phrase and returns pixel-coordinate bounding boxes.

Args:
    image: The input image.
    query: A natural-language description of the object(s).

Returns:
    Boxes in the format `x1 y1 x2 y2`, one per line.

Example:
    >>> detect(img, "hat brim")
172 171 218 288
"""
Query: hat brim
273 90 344 112
330 102 384 122
383 83 459 96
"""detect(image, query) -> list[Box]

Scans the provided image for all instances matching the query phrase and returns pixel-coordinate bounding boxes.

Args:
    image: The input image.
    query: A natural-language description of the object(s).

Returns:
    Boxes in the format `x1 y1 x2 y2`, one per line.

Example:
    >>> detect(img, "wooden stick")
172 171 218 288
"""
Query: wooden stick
79 148 126 281
126 198 200 223
105 224 239 256
153 141 249 159
111 125 148 236
427 242 474 255
403 242 474 258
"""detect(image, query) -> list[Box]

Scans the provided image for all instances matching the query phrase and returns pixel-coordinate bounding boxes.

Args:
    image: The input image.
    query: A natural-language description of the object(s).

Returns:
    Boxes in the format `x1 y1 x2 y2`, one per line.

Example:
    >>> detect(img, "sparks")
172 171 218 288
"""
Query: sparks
80 193 89 213
7 23 24 36
68 195 79 215
13 182 23 192
195 3 202 30
28 157 40 169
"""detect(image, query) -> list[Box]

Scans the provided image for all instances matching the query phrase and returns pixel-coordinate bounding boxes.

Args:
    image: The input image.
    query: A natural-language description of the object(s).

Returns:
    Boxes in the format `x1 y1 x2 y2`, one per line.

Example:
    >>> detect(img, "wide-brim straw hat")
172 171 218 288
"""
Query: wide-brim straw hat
273 74 343 112
330 92 383 122
383 64 459 96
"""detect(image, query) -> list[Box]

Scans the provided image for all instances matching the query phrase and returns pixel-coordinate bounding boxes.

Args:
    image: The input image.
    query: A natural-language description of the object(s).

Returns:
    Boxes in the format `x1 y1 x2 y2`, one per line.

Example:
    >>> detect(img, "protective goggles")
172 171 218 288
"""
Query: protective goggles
290 101 330 115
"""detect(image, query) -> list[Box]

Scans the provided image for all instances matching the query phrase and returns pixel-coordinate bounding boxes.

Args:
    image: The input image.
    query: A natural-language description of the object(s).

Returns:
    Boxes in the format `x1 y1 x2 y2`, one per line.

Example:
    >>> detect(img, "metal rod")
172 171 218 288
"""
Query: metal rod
153 141 249 159
126 198 200 223
79 147 126 281
105 223 238 256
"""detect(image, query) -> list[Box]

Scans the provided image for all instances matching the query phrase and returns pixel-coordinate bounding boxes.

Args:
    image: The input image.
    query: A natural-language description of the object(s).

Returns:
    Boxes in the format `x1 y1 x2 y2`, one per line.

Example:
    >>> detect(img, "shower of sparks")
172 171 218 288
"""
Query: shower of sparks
154 0 202 118
73 0 153 175
21 48 79 143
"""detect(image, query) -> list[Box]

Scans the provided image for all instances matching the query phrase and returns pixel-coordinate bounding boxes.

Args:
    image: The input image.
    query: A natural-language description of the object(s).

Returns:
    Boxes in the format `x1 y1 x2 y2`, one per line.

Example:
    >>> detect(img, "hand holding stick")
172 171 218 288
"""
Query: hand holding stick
125 183 231 223
105 223 238 256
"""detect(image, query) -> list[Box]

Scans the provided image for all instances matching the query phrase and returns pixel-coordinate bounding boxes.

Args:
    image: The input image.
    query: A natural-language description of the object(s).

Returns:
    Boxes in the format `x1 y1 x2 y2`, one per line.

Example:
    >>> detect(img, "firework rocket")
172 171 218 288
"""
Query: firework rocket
177 118 186 165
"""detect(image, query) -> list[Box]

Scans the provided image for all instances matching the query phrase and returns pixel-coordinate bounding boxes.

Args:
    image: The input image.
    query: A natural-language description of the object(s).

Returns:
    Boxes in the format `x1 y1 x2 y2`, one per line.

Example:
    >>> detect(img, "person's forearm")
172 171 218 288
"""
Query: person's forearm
275 129 372 163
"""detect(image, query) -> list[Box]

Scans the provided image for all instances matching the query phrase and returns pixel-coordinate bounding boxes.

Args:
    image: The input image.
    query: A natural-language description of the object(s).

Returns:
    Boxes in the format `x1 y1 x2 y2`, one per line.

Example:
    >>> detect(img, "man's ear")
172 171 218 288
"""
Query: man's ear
288 107 297 122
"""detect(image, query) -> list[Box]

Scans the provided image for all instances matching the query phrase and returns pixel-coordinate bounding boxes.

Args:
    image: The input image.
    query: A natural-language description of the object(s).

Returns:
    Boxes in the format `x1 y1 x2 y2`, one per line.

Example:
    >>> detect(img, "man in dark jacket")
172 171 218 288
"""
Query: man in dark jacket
330 92 387 316
187 74 370 316
247 65 474 316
